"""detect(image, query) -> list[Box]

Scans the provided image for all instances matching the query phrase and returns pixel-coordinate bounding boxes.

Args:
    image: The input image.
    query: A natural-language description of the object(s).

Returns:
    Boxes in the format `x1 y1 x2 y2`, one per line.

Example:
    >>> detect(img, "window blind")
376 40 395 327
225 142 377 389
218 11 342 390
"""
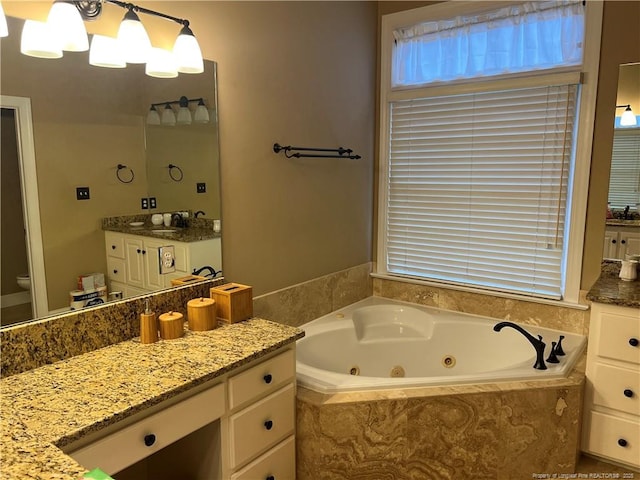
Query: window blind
386 84 578 299
608 128 640 209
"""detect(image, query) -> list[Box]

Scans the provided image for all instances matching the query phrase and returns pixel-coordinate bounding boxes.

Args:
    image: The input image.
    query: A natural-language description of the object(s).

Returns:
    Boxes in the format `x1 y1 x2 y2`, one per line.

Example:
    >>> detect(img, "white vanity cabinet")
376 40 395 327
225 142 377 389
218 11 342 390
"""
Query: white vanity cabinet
582 302 640 469
105 231 218 298
603 226 640 260
66 345 297 480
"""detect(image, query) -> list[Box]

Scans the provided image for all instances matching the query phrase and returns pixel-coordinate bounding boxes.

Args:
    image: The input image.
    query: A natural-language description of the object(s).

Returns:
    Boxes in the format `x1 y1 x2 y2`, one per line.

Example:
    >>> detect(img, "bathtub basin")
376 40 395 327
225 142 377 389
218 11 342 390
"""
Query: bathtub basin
296 297 586 393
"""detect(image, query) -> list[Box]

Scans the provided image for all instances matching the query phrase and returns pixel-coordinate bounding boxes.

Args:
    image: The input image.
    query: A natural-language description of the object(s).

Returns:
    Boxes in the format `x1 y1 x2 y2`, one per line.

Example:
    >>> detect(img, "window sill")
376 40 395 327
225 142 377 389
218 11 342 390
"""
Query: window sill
370 272 589 311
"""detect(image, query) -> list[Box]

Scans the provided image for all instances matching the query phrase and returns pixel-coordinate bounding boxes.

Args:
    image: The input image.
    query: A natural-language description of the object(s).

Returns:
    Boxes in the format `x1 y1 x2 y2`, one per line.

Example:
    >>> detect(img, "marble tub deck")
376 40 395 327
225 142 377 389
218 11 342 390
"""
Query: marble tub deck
0 319 303 479
297 357 587 480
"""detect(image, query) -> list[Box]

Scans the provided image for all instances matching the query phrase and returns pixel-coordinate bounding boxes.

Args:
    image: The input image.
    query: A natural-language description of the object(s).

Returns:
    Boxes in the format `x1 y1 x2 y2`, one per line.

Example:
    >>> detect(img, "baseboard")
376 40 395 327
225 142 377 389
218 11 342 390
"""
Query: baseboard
1 291 31 308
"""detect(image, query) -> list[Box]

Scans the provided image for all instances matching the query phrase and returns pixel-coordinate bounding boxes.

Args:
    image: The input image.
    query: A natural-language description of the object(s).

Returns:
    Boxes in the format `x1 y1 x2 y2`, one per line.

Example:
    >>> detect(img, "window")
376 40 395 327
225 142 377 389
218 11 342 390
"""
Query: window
608 128 640 210
378 1 603 304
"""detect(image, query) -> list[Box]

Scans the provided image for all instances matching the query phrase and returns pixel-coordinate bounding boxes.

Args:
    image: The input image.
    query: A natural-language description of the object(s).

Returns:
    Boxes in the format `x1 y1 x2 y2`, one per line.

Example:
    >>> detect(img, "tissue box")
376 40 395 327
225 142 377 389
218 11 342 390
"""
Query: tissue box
170 275 207 286
210 283 253 326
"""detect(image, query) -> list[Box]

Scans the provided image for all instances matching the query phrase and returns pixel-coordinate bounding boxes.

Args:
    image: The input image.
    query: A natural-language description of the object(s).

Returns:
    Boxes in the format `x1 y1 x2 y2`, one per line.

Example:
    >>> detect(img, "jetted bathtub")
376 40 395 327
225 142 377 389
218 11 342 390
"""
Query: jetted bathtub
296 297 586 393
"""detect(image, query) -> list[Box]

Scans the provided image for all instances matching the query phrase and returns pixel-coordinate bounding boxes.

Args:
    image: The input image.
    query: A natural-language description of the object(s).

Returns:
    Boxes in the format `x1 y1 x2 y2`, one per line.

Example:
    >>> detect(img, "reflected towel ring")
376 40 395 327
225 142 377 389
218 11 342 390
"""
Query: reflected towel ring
116 164 135 184
168 164 183 182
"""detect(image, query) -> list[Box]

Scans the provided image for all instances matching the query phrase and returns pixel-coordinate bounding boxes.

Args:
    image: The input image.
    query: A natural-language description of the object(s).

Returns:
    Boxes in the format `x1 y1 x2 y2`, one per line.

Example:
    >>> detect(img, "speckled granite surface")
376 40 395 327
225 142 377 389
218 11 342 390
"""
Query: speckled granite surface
586 260 640 308
1 279 224 377
102 215 219 242
0 319 303 479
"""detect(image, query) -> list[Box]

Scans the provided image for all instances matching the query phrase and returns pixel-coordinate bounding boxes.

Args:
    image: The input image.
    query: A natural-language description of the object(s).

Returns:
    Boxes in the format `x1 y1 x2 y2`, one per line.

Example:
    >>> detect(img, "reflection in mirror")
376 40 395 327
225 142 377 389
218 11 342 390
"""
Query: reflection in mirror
0 16 221 328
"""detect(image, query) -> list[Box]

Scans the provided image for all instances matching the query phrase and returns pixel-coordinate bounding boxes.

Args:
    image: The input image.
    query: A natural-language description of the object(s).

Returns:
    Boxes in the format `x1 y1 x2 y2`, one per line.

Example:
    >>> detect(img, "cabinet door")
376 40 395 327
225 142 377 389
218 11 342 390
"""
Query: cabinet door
603 230 620 259
620 231 640 258
142 239 164 291
124 237 145 288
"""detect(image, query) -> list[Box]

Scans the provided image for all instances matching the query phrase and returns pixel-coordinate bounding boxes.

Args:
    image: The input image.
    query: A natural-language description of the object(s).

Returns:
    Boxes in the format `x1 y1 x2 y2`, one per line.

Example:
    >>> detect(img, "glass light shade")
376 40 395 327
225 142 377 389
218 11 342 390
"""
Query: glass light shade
161 105 176 126
47 1 88 52
146 106 161 125
21 20 62 58
194 102 210 124
89 35 125 68
117 9 151 64
173 25 204 74
176 106 192 125
146 47 178 78
620 106 637 127
0 3 8 38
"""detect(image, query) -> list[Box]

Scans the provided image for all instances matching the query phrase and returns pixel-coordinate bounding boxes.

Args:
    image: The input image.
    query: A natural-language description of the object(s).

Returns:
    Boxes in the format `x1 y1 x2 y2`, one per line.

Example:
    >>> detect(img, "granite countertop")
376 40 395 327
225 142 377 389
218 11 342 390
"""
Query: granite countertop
586 261 640 308
103 224 220 242
605 219 640 227
0 319 303 479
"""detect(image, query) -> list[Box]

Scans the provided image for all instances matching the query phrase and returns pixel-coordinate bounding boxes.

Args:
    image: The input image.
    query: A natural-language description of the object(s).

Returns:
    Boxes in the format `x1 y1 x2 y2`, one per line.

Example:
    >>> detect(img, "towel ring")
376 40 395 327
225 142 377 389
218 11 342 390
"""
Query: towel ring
116 164 135 184
168 164 184 182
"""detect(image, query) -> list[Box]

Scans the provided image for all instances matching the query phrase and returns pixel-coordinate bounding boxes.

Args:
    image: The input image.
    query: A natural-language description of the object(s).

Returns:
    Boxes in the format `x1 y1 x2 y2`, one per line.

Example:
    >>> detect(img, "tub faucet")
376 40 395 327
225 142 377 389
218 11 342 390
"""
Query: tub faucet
493 321 547 370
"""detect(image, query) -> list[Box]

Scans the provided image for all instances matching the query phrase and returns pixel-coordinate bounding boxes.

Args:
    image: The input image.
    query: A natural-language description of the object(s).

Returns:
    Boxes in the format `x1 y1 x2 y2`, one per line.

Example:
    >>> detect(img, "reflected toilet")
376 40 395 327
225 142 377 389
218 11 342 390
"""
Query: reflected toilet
17 273 30 291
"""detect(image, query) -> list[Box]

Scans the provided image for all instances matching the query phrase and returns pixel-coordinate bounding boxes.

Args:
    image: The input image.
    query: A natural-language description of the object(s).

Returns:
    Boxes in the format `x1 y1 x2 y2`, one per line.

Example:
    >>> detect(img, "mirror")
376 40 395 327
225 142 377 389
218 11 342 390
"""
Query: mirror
0 16 222 327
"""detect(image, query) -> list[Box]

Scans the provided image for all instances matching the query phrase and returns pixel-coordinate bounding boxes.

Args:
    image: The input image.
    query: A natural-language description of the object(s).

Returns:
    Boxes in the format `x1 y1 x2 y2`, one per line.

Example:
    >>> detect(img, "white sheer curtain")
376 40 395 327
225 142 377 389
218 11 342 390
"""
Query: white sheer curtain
392 0 584 87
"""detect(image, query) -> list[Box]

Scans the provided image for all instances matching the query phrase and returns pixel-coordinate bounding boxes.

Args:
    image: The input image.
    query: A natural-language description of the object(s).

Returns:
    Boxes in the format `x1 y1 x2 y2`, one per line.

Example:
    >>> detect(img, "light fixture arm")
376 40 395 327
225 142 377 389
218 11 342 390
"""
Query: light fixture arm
150 97 205 109
76 0 190 27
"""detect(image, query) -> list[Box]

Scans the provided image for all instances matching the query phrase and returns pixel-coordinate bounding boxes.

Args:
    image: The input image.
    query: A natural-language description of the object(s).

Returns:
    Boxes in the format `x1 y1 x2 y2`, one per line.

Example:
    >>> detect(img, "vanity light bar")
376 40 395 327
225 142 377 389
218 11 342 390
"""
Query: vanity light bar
147 96 210 126
16 0 204 77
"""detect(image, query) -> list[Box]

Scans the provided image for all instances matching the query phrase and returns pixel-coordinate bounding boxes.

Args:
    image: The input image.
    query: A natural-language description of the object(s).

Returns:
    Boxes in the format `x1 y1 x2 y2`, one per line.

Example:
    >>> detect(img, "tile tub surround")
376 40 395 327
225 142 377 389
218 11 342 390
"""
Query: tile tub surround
0 278 224 377
253 262 372 327
373 277 590 335
0 319 303 479
297 364 586 480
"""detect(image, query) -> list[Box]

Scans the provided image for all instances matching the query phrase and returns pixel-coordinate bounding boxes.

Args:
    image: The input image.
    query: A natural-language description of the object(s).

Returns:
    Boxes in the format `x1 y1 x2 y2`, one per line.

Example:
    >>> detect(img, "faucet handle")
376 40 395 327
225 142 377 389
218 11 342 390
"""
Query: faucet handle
546 341 560 363
554 335 566 356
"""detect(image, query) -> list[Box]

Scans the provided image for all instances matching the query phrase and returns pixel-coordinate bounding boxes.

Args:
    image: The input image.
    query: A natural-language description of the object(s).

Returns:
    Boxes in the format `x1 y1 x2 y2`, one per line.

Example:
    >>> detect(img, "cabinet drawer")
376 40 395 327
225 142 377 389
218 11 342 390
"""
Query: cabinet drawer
68 382 225 475
229 383 295 469
106 257 126 283
586 411 640 467
229 349 295 410
592 363 640 415
231 435 295 480
596 312 640 365
105 232 126 259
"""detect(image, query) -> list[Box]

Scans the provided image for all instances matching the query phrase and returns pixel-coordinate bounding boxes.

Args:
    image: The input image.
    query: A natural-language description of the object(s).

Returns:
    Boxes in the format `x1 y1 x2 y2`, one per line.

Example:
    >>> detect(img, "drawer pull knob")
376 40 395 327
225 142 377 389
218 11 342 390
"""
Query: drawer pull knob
144 434 156 447
263 374 273 384
111 245 116 250
623 389 634 398
630 338 639 347
113 269 118 274
618 438 628 447
264 420 273 431
266 476 275 480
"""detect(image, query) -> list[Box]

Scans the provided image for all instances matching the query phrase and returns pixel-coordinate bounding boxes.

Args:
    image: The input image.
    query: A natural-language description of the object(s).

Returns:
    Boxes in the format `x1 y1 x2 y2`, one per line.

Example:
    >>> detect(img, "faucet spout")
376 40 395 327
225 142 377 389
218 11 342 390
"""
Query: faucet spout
493 321 547 370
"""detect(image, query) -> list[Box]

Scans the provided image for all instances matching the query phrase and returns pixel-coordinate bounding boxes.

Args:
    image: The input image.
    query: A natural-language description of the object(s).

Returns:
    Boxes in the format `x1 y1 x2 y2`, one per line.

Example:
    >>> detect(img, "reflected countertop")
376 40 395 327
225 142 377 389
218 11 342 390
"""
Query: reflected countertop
605 219 640 228
586 261 640 308
103 224 220 242
0 319 303 479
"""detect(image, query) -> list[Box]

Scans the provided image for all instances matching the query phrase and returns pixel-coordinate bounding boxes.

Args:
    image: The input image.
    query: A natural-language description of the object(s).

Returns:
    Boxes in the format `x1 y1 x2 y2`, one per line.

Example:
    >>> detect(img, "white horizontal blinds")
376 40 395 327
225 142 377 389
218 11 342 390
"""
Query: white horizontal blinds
608 129 640 209
392 0 584 87
387 84 577 298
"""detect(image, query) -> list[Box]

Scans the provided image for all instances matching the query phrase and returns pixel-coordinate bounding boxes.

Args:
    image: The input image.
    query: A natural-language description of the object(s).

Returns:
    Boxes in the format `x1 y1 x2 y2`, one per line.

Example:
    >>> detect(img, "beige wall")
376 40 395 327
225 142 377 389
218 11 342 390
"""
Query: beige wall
582 1 640 290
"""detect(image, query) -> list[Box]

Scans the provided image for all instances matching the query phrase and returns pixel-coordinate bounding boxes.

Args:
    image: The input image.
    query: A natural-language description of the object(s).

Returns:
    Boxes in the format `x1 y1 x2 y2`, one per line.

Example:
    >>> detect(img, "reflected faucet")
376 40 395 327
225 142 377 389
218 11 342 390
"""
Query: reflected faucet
194 210 206 218
493 321 547 370
192 266 221 278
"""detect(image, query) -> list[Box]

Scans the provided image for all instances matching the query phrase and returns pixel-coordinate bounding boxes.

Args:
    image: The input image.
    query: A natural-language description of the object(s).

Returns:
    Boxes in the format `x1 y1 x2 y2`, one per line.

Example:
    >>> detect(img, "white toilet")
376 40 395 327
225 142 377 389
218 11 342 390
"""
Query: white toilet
17 273 30 291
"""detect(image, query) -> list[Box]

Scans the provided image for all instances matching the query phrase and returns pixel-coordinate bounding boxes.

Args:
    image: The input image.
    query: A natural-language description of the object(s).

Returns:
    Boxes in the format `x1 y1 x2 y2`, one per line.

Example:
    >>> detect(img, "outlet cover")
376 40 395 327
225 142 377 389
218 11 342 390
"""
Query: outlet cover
76 187 90 200
141 197 149 210
149 197 157 209
197 182 206 193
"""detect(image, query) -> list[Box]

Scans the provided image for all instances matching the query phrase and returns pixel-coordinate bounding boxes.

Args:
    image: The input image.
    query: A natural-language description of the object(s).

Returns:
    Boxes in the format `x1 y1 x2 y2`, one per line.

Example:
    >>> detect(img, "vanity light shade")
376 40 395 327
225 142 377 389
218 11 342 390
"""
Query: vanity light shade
176 106 192 125
47 0 89 52
161 104 176 126
146 106 161 125
620 106 637 127
194 100 210 124
117 8 151 64
146 47 178 78
0 3 8 38
173 25 204 74
89 35 126 68
21 20 63 59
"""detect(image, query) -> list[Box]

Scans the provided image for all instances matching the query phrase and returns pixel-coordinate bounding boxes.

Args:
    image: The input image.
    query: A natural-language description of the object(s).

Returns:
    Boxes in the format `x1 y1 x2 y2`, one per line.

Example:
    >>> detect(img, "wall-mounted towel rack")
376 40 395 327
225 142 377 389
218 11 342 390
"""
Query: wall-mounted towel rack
273 143 361 160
